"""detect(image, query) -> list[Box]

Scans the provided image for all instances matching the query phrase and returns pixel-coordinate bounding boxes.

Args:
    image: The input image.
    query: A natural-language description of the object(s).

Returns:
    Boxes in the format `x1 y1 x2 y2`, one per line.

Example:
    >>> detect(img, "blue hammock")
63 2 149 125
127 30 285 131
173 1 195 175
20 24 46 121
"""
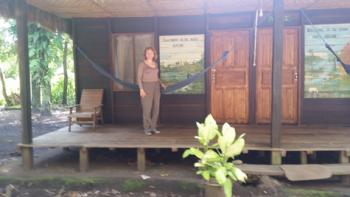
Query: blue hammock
76 46 230 94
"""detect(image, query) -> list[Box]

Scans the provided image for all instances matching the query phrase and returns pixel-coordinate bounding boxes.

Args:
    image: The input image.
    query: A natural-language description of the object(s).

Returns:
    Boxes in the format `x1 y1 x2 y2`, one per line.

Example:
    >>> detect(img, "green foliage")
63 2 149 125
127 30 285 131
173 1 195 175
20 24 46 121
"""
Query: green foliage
28 23 55 86
183 114 247 197
283 188 341 197
0 98 4 107
0 20 75 108
0 19 17 106
27 23 75 110
51 76 76 105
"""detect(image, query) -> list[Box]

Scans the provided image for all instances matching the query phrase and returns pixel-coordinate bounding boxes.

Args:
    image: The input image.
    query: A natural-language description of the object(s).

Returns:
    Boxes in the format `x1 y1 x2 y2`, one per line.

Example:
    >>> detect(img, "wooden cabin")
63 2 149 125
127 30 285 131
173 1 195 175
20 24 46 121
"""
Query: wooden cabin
2 0 350 179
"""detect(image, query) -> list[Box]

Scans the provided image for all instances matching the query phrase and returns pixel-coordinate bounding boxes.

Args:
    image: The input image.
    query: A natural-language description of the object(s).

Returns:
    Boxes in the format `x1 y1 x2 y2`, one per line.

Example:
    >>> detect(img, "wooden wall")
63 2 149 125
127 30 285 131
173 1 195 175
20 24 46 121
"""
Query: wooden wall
112 15 207 123
73 18 114 123
73 9 350 125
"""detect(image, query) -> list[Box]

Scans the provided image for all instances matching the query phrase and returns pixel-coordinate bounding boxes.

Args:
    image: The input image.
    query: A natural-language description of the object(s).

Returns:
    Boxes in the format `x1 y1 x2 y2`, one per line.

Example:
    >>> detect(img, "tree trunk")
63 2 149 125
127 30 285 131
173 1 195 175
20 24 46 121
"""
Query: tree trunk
0 67 11 106
62 41 68 105
40 50 51 116
41 83 51 116
31 79 41 112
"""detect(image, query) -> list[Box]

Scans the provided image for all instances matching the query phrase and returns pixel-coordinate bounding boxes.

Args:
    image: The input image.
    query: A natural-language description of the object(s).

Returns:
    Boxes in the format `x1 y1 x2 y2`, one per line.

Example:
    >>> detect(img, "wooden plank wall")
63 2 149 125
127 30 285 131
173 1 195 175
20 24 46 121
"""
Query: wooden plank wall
73 18 114 123
158 16 207 123
72 9 350 125
111 15 207 123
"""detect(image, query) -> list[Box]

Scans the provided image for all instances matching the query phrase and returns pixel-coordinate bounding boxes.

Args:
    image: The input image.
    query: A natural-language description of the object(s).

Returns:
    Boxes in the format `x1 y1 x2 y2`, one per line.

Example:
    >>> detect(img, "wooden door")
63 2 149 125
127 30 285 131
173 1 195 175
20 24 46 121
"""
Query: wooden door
256 28 299 123
210 30 250 123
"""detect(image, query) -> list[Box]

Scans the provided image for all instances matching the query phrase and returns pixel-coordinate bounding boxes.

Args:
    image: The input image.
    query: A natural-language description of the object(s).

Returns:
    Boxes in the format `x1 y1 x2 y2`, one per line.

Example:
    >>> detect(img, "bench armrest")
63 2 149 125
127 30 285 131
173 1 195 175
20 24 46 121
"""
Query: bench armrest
93 104 103 109
69 104 80 114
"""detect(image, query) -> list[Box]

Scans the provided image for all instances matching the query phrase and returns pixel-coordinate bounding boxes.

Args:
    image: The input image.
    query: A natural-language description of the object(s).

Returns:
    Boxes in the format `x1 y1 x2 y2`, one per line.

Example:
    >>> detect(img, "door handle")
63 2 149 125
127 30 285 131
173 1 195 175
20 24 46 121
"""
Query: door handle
294 72 298 81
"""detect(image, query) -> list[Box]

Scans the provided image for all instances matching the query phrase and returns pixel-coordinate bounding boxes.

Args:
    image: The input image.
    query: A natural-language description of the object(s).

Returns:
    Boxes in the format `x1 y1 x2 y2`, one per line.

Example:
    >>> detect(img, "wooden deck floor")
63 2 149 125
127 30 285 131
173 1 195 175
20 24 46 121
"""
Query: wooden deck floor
18 124 350 174
24 124 350 151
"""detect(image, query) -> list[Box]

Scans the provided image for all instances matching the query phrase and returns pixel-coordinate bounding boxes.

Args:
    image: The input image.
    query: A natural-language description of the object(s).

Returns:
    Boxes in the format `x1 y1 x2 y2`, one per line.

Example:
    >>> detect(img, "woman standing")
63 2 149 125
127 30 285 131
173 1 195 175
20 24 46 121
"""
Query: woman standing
137 47 166 135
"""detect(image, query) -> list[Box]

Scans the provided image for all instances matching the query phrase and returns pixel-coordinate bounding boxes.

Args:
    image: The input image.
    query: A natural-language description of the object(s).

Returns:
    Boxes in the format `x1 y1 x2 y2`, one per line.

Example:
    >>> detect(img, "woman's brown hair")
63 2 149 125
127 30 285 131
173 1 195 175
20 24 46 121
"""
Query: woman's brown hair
144 47 158 62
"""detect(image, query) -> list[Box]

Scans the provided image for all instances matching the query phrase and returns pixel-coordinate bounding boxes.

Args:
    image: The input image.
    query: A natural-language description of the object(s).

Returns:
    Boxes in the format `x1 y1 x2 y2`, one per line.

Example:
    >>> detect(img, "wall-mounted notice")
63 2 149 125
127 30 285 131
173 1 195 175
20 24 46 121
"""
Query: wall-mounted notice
304 24 350 98
159 34 205 94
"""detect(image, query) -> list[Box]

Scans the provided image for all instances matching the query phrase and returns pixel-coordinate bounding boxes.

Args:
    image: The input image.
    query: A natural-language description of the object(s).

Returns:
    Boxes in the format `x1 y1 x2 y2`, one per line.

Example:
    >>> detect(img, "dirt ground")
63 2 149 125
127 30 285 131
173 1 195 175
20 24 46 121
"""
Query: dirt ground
0 109 68 163
0 110 350 197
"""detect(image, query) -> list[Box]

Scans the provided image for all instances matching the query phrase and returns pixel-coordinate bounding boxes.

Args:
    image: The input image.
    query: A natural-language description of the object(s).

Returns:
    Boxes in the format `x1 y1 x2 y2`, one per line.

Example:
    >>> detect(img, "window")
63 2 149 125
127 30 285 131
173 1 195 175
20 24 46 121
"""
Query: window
304 24 350 98
159 34 205 94
113 33 154 91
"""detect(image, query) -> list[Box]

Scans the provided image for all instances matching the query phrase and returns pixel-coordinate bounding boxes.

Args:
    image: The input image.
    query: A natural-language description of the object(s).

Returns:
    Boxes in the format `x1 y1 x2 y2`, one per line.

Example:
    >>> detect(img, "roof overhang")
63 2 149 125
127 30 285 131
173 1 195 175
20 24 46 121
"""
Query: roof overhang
26 0 350 18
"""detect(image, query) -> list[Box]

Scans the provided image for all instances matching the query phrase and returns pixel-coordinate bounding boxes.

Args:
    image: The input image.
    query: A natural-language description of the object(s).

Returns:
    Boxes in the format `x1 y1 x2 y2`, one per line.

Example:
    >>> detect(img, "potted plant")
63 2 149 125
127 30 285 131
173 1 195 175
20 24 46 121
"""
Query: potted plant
183 114 247 197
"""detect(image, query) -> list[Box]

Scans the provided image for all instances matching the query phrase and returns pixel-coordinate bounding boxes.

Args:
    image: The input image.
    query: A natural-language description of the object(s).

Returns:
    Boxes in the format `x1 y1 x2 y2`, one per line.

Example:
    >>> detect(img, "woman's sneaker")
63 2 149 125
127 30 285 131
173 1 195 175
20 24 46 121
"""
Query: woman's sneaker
152 129 160 134
144 129 152 136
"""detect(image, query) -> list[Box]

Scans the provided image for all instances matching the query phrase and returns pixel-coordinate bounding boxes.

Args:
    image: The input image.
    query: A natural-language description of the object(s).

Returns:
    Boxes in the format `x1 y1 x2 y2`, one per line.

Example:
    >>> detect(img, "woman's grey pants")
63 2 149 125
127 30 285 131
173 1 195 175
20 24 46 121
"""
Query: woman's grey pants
141 82 160 131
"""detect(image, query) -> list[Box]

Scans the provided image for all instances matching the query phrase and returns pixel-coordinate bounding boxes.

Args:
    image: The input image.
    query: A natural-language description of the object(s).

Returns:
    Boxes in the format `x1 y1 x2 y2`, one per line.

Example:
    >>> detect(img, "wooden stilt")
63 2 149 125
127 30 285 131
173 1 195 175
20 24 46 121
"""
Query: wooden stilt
339 151 350 184
79 147 89 172
300 151 308 164
21 147 33 170
271 150 282 165
137 148 146 171
68 117 72 132
309 151 317 162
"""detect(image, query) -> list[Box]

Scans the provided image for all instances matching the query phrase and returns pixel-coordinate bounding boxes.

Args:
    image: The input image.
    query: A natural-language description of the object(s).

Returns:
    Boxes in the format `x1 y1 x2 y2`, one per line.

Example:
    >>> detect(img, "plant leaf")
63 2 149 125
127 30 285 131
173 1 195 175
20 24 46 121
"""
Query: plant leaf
194 162 204 167
222 123 236 144
196 122 208 145
225 138 245 158
223 179 232 197
182 149 192 158
232 167 247 183
218 136 227 153
227 171 238 181
215 167 227 185
203 150 221 163
202 171 210 181
204 114 217 129
182 148 204 159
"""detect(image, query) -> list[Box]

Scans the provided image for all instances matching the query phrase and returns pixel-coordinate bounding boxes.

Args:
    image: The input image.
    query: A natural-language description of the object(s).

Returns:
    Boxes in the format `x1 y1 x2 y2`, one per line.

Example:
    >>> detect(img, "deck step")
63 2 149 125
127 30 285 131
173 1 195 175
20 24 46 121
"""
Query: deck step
238 164 350 181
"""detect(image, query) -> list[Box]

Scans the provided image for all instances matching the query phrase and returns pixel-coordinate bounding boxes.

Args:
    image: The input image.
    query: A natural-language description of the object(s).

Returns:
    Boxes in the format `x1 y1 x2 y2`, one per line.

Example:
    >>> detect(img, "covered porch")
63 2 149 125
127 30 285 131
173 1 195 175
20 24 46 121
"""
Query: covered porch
1 0 350 183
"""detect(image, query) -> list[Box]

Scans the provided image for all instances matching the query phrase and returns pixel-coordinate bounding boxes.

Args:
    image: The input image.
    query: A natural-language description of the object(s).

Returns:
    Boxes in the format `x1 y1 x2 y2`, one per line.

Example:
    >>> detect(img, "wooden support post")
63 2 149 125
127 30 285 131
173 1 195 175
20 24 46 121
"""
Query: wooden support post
21 147 33 170
300 151 308 164
271 151 282 165
309 151 317 162
79 147 89 172
137 148 146 171
339 151 350 184
15 0 33 170
339 151 350 163
270 0 284 148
